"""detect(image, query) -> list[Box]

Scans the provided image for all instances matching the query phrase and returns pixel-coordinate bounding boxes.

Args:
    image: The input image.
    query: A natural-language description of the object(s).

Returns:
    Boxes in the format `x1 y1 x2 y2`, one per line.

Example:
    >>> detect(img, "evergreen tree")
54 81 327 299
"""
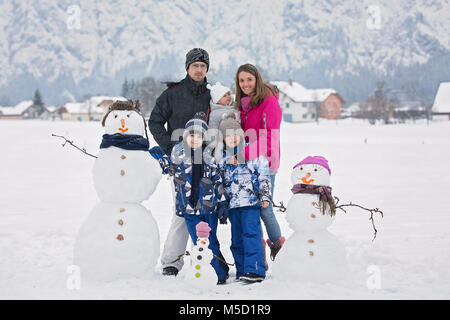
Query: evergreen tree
121 78 129 98
128 80 136 99
33 89 44 107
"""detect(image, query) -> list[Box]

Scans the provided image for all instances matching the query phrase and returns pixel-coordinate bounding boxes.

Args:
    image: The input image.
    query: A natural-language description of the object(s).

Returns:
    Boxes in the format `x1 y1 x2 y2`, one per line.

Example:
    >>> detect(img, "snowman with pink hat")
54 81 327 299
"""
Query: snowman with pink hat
185 222 218 289
272 156 349 283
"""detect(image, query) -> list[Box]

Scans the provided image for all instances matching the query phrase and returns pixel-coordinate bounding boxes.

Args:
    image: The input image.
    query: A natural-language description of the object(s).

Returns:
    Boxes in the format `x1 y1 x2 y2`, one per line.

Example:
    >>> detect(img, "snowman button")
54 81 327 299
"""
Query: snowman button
120 170 125 176
120 208 126 213
308 239 315 243
121 155 126 160
309 251 314 256
311 214 316 219
118 219 124 226
117 234 124 241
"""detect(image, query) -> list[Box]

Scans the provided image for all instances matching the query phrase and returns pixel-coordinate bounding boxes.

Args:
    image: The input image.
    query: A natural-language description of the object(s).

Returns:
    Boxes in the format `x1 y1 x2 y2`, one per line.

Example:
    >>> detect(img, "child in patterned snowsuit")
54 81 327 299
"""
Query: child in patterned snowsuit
218 113 271 283
150 112 229 284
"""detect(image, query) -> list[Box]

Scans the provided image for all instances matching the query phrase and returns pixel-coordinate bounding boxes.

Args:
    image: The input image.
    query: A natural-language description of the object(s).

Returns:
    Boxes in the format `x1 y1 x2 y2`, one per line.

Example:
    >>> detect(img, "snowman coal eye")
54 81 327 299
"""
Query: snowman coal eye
114 114 118 118
314 168 318 172
127 114 130 118
300 167 303 170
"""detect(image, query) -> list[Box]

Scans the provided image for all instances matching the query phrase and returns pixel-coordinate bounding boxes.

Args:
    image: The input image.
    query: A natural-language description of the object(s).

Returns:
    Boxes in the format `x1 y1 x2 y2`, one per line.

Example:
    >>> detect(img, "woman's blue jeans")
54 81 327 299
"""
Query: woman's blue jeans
260 173 282 243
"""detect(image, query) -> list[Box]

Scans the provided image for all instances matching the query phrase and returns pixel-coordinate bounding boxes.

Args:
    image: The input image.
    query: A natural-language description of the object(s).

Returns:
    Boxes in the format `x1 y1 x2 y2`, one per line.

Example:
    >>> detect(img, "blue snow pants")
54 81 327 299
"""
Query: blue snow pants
184 213 229 281
228 205 266 279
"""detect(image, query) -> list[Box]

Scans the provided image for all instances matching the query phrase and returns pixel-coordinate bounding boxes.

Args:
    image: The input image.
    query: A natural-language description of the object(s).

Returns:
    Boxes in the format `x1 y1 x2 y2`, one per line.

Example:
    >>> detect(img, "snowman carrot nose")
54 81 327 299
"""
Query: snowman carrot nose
118 119 129 132
301 172 314 184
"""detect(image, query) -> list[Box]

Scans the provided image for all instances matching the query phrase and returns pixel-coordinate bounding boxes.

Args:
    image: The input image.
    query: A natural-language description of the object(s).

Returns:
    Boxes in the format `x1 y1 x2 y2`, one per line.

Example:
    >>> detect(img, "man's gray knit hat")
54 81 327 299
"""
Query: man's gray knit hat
185 48 209 71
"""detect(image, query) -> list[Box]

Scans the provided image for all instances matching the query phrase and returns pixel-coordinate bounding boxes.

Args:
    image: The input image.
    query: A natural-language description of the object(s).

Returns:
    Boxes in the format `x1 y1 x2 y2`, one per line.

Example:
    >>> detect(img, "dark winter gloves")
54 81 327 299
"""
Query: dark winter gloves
149 145 165 159
149 146 176 175
217 202 228 224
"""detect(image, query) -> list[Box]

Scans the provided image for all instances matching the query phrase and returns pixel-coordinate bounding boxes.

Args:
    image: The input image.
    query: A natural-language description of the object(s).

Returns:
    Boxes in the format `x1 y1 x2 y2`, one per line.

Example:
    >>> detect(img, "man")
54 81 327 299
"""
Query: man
149 48 211 276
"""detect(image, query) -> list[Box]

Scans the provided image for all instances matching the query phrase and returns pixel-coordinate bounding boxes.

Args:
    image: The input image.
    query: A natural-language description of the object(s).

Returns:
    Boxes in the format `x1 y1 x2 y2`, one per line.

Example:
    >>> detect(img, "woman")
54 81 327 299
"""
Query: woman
233 63 285 263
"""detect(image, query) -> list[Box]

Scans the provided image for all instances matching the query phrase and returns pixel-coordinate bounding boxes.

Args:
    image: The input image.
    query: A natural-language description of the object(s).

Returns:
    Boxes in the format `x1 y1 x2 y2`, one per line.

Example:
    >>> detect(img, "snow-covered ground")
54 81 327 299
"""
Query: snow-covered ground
1 118 449 299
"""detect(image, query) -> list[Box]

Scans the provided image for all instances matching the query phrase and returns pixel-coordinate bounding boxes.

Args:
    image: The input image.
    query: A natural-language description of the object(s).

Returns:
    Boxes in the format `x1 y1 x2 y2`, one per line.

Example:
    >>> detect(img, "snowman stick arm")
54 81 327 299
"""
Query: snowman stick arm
166 251 190 264
336 201 384 241
52 134 98 159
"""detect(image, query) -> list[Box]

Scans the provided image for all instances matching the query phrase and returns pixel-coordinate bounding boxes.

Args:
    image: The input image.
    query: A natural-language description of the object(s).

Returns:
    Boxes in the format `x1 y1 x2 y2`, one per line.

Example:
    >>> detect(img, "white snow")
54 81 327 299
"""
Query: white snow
1 119 450 299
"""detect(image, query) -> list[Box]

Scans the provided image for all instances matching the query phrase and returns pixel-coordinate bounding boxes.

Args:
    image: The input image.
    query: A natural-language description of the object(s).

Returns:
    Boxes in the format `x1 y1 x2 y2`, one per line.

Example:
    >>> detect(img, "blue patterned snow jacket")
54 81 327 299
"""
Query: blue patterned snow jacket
219 150 272 210
156 141 227 217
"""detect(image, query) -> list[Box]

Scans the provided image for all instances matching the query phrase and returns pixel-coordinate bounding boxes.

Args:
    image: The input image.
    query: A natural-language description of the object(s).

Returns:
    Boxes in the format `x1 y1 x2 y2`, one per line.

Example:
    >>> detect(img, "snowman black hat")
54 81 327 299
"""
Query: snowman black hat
101 100 149 140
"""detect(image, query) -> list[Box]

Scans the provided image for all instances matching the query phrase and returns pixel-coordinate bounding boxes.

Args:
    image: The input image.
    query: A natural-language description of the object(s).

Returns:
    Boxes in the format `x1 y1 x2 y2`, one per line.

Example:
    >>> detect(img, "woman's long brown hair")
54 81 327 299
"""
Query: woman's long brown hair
234 63 278 111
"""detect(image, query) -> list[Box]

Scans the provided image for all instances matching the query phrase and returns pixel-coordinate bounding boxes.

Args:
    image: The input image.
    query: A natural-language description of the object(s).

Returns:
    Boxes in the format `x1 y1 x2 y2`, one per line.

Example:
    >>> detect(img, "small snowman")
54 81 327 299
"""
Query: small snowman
185 222 217 289
273 156 349 283
74 100 162 282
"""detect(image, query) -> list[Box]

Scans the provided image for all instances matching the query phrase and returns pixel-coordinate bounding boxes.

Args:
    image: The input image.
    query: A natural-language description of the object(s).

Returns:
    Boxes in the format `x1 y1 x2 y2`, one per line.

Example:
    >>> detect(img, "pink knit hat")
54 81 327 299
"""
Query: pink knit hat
293 156 331 175
196 221 211 238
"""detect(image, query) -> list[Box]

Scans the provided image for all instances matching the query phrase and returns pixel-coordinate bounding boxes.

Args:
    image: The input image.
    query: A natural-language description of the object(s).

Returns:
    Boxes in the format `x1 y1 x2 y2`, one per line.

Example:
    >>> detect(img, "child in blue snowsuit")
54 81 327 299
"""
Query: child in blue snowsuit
150 113 229 284
217 113 271 283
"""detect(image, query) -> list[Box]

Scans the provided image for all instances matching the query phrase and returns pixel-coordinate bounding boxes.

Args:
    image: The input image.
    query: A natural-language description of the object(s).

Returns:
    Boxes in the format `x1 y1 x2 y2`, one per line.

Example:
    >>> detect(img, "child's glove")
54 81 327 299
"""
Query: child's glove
149 146 175 175
149 146 165 160
217 203 228 225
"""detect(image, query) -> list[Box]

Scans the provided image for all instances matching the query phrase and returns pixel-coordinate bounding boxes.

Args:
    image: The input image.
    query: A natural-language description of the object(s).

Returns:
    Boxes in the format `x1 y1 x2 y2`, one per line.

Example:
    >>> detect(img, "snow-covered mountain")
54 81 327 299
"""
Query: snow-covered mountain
1 0 450 105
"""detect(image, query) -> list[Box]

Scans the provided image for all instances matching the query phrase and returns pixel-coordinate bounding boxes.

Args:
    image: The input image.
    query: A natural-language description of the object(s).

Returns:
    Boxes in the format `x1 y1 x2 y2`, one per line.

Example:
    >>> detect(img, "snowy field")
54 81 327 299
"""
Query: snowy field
1 118 449 300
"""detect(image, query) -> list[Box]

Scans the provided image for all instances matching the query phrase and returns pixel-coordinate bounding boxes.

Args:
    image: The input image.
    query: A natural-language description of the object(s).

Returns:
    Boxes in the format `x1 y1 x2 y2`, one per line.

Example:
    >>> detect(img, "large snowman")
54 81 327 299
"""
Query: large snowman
273 156 349 283
74 101 162 282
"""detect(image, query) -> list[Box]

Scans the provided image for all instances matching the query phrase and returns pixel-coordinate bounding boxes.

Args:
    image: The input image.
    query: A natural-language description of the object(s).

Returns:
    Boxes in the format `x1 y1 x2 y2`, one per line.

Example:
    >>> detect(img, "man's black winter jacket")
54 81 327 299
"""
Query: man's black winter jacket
148 74 211 155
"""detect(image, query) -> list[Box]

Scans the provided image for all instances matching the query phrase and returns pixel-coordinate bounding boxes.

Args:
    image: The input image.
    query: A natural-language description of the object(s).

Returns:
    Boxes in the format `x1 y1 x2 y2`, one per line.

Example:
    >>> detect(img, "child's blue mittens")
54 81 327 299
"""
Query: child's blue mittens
217 203 228 225
149 146 165 160
149 146 173 175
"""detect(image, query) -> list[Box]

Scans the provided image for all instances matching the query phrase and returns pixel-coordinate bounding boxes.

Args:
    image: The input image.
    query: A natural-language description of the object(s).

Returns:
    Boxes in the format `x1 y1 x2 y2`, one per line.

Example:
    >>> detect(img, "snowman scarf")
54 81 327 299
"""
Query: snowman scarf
100 133 149 151
291 184 336 216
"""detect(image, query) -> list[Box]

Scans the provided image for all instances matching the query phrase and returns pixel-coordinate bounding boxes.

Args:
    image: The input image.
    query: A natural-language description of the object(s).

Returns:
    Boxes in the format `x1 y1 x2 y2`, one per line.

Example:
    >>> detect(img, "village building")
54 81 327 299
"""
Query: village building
39 106 66 121
271 80 345 122
431 81 450 121
0 101 45 120
61 96 126 121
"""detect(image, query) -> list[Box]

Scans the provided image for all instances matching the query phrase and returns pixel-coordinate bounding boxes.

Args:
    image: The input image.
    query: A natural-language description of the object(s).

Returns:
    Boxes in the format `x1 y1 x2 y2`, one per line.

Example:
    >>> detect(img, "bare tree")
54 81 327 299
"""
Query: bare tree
130 77 166 116
360 81 395 124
